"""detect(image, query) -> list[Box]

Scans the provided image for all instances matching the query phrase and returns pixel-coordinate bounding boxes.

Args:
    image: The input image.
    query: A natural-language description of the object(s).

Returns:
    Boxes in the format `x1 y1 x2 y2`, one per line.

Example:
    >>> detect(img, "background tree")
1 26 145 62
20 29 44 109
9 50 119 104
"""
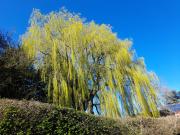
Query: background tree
163 90 180 104
22 9 159 118
0 31 46 101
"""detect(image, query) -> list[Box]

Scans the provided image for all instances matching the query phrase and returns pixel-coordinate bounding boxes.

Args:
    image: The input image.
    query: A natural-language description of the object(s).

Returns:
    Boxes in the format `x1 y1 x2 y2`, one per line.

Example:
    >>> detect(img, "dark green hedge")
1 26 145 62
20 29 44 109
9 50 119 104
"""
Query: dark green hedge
0 99 179 135
0 99 131 135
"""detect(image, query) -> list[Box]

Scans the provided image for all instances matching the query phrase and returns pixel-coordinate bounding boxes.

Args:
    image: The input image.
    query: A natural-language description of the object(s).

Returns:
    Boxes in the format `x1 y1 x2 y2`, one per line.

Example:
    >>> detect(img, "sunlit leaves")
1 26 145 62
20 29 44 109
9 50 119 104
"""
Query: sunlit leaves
22 9 159 118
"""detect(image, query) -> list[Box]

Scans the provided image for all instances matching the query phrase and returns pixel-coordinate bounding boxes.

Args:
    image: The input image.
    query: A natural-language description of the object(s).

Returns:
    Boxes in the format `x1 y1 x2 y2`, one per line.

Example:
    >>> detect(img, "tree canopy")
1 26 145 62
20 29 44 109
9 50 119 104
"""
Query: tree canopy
22 9 159 118
0 31 46 101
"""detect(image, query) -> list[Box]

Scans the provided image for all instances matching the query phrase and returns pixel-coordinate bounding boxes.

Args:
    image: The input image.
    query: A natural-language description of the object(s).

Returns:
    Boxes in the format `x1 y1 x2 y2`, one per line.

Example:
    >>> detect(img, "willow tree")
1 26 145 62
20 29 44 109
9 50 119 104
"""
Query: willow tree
22 9 159 118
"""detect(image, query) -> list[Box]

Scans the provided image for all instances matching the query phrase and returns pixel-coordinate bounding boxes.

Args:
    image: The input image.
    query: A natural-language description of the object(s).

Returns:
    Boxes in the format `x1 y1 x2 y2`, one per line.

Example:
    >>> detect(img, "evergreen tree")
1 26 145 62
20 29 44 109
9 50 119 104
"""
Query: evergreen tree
0 31 46 101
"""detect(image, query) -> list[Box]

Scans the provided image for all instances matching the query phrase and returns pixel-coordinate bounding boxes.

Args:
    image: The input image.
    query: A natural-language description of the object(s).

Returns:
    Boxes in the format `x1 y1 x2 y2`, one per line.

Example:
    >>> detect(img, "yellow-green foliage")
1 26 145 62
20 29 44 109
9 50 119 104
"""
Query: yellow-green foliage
22 9 159 118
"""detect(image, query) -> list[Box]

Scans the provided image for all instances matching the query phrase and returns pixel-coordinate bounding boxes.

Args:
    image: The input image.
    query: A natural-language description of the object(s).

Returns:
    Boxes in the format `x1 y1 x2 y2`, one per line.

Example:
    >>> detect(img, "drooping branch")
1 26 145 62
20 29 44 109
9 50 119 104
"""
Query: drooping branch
22 9 160 118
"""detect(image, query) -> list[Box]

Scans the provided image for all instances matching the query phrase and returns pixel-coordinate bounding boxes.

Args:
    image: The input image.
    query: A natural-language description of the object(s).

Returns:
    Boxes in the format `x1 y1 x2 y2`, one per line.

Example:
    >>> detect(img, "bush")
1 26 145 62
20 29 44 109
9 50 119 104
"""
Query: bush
0 31 47 102
0 99 130 135
0 99 179 135
159 108 175 117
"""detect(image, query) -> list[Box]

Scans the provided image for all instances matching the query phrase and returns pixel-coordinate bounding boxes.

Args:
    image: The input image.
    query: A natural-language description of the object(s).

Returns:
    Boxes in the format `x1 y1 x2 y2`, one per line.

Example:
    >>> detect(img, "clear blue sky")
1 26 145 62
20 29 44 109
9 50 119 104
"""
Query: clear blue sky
0 0 179 90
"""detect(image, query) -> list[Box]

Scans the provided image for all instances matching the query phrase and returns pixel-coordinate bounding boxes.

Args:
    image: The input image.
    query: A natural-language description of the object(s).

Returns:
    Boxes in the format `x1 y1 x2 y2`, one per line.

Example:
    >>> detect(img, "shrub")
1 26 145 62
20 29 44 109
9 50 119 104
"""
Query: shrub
159 108 175 117
0 31 47 102
0 99 130 135
0 99 179 135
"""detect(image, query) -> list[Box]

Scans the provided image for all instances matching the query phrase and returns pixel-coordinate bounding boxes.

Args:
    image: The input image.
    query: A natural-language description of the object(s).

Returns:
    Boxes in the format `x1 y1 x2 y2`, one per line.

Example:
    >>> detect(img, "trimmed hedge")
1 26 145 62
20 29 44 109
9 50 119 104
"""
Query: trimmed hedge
0 99 131 135
0 99 179 135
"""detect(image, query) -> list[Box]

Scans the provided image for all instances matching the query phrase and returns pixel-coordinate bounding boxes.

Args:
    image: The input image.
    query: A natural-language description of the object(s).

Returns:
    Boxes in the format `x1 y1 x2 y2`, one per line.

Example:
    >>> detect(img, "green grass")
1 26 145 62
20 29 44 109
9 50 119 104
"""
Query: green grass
0 99 179 135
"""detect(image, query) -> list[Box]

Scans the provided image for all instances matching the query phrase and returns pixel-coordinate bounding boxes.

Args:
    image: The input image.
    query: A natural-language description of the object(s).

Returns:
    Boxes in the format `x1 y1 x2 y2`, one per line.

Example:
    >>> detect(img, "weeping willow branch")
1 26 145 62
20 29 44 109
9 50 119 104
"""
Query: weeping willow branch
21 8 160 118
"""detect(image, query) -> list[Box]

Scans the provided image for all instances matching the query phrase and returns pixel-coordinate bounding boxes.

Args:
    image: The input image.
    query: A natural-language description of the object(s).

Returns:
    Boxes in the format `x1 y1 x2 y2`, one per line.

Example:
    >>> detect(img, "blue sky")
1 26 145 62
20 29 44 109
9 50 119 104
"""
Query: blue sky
0 0 179 90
